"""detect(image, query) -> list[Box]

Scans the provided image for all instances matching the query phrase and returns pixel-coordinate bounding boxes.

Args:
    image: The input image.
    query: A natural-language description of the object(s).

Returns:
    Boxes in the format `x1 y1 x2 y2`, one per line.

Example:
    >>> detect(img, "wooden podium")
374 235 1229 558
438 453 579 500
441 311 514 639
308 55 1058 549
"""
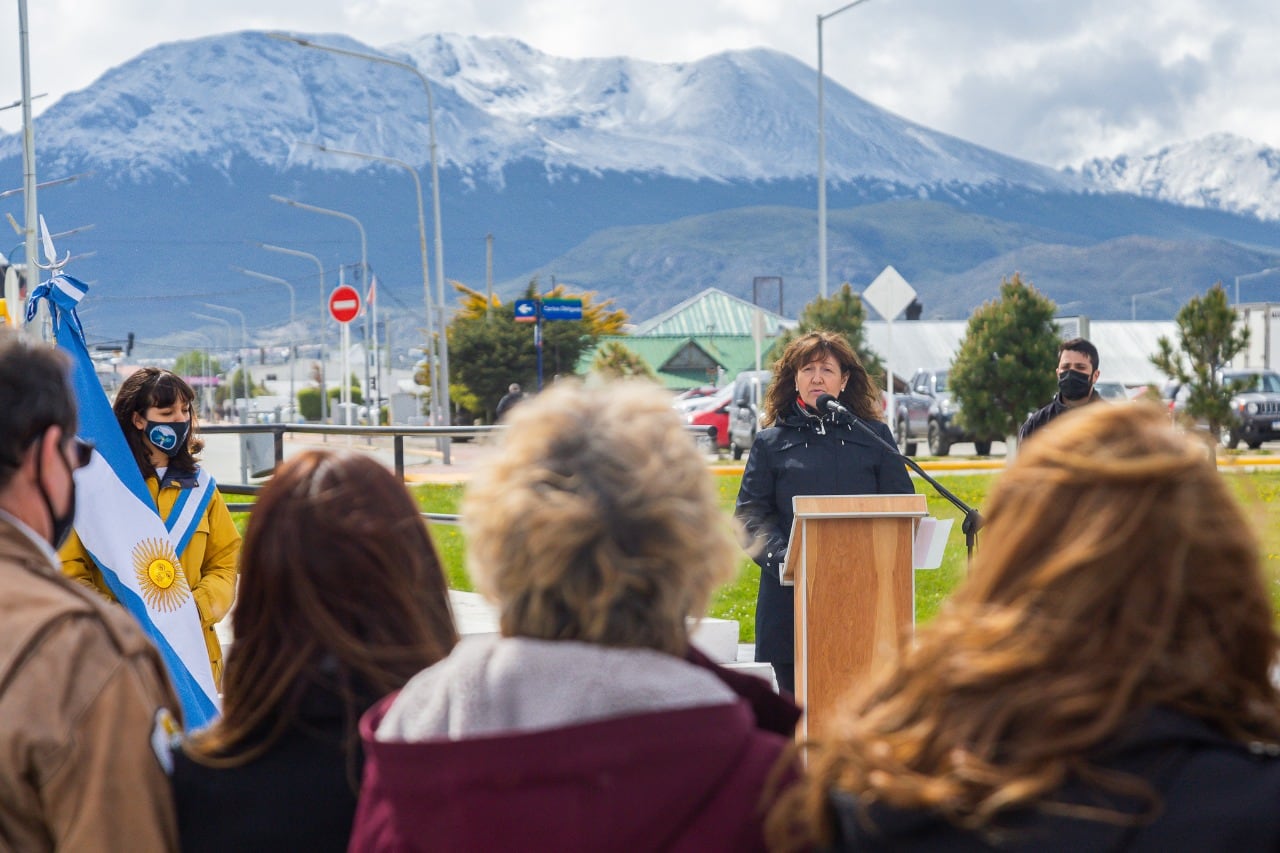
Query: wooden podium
781 493 927 740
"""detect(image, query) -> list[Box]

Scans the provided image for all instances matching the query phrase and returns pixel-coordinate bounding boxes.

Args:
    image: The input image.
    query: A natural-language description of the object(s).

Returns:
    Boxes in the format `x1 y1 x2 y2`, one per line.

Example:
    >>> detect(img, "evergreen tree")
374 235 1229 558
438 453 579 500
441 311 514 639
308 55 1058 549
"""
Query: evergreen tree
1150 283 1248 447
768 283 884 382
589 341 658 382
950 274 1060 441
446 279 628 421
173 349 222 379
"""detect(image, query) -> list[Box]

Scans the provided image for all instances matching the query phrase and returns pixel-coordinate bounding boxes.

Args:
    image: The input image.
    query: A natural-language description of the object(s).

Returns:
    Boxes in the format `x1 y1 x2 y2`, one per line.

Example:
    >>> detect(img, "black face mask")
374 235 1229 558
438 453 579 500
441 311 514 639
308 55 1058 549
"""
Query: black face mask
144 420 189 458
1058 369 1093 402
35 433 77 550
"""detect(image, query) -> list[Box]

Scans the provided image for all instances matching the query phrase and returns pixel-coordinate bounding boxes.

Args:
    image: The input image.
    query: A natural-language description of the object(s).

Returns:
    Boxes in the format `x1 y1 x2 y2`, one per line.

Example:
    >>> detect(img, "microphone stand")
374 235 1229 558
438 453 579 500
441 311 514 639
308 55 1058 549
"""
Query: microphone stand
831 408 983 565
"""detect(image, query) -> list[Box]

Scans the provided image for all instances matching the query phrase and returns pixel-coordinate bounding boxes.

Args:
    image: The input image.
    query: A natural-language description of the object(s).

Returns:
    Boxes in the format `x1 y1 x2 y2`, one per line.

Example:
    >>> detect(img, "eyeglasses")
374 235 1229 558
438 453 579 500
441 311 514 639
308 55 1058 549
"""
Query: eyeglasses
69 437 95 469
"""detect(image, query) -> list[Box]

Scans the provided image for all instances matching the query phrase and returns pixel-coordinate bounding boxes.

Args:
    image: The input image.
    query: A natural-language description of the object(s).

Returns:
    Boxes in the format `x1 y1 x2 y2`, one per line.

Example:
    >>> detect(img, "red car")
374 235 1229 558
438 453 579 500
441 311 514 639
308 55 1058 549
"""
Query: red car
686 387 733 449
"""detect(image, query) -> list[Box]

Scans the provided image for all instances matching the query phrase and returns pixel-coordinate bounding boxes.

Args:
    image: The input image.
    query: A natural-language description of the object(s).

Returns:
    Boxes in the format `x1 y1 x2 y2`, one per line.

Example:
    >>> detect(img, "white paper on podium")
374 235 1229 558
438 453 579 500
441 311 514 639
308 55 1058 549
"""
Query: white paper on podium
913 517 953 569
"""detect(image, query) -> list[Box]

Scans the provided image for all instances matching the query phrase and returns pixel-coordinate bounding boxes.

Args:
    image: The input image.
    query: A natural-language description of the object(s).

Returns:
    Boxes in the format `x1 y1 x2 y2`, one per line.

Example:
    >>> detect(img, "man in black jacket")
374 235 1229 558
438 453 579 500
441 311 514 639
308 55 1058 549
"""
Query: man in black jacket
1018 338 1103 444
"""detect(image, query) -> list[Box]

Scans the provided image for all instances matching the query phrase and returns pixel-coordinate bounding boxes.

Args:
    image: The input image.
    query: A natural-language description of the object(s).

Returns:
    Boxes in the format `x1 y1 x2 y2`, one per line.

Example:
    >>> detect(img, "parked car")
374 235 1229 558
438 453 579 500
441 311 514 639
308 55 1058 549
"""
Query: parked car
672 386 719 415
727 370 772 460
1218 369 1280 449
1170 369 1280 448
685 387 732 449
894 368 998 456
1093 380 1131 402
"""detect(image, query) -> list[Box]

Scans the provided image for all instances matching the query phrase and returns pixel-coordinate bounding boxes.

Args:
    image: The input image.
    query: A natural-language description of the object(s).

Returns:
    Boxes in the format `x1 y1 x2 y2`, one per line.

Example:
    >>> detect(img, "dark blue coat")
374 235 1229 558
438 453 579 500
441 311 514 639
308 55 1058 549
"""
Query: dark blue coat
828 707 1280 851
734 405 913 665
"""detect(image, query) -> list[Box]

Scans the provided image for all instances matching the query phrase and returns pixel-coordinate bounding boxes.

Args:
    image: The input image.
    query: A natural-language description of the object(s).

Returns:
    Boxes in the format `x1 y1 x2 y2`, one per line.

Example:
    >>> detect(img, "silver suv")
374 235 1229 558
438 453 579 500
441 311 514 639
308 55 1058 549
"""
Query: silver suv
1175 369 1280 448
1220 369 1280 449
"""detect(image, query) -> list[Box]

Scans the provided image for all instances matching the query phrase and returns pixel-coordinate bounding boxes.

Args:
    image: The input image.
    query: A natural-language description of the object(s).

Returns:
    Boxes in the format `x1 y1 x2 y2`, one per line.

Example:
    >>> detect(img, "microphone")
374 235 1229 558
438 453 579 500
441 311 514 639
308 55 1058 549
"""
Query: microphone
815 393 853 420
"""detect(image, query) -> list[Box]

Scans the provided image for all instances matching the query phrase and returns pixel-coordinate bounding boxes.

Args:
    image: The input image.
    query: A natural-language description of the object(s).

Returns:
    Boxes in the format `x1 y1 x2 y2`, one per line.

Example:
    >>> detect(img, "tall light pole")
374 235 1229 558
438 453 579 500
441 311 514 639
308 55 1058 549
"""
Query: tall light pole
269 194 372 423
16 0 39 336
817 0 874 300
192 312 236 424
267 32 451 426
302 141 440 425
256 242 329 422
1131 287 1171 321
198 302 250 422
1234 267 1280 307
231 266 297 414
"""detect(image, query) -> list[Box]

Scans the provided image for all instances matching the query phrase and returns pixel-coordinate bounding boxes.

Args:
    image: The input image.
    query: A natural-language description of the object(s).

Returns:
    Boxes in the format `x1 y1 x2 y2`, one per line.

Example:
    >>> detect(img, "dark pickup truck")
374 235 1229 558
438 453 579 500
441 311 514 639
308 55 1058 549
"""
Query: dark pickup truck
894 367 997 456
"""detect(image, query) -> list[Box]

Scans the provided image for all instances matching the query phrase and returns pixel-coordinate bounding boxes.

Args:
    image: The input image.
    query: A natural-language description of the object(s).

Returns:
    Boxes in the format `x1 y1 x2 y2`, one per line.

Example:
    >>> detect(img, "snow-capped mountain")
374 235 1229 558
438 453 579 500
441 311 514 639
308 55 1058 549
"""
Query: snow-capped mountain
1075 133 1280 221
2 30 1070 192
1 28 1279 345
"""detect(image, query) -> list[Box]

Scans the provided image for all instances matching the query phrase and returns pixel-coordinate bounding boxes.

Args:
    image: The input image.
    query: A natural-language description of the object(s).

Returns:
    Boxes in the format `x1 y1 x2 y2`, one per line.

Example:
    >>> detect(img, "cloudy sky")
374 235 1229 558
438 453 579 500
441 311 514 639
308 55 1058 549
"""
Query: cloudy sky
2 0 1278 167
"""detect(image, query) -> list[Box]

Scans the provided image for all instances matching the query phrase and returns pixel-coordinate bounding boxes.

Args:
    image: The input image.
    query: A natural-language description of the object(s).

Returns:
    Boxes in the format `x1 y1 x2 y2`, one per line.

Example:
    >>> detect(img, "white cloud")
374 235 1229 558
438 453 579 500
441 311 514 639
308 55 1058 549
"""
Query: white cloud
2 0 1279 167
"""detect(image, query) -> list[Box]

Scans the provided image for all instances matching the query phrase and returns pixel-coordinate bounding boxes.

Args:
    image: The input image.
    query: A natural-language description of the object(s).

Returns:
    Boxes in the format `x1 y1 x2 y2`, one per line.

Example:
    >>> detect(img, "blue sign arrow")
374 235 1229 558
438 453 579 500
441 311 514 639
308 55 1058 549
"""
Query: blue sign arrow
514 299 538 323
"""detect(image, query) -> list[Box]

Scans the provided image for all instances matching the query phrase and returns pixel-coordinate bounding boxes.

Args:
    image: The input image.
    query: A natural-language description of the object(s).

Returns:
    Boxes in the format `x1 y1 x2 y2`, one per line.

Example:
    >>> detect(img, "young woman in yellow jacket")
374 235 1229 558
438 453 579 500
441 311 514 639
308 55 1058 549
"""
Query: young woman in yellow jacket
61 368 240 687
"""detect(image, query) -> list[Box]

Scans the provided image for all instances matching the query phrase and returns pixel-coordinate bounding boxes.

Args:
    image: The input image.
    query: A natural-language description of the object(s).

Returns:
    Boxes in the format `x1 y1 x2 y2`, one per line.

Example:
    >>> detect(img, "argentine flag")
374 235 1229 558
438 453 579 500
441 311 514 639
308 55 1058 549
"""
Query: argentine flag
28 276 220 729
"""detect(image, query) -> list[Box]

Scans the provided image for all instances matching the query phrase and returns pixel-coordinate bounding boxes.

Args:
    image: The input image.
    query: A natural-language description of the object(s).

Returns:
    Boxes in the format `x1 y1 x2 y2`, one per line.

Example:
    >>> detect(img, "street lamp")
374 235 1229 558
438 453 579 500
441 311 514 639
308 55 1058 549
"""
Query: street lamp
191 313 233 350
301 141 441 425
267 32 451 426
1234 267 1280 306
817 0 874 300
231 265 297 414
198 302 250 424
1131 287 1171 321
269 193 373 424
256 242 329 422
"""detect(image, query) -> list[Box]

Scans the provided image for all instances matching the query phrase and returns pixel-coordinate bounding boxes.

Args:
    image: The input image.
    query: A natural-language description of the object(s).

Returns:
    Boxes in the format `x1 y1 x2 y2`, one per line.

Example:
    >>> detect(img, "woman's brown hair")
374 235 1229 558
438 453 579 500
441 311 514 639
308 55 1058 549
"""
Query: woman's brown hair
769 402 1280 848
185 450 458 773
113 367 204 476
762 330 882 427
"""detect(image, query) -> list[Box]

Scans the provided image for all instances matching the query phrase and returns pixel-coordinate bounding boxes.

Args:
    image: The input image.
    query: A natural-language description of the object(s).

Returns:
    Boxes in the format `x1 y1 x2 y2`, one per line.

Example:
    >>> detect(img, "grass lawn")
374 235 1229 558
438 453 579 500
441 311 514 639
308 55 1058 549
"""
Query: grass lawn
386 469 1280 643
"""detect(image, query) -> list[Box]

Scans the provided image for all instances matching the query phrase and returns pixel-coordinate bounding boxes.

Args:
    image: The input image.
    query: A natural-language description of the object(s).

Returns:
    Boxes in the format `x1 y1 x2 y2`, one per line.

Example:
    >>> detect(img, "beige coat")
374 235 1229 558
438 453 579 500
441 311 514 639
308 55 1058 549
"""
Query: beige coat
0 515 181 852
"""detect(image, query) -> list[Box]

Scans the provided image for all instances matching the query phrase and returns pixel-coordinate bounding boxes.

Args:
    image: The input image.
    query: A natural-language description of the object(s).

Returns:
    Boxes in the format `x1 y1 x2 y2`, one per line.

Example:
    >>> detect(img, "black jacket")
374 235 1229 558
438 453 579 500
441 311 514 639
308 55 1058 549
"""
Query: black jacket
829 707 1280 852
172 678 377 853
1017 390 1103 443
734 404 913 665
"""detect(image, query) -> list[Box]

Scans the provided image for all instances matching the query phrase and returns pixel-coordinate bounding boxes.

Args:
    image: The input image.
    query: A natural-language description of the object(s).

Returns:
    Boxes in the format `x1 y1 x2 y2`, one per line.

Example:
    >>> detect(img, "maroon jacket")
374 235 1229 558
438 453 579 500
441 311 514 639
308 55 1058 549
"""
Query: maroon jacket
349 653 798 852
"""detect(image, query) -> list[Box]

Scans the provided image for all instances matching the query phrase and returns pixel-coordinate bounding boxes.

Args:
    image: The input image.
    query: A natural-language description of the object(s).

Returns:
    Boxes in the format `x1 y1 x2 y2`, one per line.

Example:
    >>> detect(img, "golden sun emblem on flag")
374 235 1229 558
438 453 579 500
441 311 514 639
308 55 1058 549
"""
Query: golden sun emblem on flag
132 538 191 612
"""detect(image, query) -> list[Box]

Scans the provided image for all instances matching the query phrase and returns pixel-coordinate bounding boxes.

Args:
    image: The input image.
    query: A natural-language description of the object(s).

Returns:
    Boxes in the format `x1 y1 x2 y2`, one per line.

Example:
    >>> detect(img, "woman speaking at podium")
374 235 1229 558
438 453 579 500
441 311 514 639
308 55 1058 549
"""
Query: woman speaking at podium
735 330 913 695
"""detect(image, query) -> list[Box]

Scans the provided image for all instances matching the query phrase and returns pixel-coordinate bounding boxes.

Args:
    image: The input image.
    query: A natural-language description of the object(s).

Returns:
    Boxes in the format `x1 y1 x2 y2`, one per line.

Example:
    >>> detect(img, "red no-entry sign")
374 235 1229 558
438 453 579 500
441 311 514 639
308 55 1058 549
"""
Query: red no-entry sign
329 285 361 324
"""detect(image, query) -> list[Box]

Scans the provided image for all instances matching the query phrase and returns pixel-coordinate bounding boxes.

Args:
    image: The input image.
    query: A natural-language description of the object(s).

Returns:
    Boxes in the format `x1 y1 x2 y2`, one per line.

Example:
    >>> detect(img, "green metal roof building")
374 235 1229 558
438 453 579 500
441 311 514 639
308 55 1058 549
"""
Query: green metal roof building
578 288 795 390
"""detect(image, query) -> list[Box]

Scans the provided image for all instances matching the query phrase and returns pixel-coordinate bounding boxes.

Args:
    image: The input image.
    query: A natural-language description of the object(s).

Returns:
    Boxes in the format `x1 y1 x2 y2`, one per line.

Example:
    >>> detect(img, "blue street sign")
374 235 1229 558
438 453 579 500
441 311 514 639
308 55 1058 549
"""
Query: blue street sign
541 298 583 321
514 299 538 322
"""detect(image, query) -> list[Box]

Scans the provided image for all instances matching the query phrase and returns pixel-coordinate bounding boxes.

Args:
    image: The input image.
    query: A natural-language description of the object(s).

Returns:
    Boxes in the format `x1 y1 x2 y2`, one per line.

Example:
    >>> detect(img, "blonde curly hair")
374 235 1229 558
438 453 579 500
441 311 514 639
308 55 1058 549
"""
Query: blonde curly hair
463 379 739 655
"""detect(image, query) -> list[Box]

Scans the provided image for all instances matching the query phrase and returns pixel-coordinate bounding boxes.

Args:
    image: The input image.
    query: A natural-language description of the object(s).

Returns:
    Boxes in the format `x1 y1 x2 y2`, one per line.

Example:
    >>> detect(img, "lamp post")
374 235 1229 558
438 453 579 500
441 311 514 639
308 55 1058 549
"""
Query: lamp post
256 242 329 422
175 330 215 418
191 313 233 349
1234 267 1280 307
301 141 440 425
192 312 236 425
16 0 38 337
267 32 451 426
231 266 297 414
198 302 249 420
1131 287 1171 321
269 194 373 424
817 0 874 299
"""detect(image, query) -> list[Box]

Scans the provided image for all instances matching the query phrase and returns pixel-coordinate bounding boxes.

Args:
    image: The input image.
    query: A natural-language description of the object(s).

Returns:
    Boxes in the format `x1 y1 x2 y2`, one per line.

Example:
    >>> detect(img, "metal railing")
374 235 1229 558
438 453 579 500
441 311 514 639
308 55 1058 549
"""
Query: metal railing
203 422 715 518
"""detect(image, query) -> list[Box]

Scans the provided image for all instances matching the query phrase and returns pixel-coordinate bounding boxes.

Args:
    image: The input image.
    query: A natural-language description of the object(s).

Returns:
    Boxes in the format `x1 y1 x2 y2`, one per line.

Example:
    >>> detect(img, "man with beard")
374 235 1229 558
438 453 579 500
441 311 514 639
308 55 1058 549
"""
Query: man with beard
1018 338 1104 444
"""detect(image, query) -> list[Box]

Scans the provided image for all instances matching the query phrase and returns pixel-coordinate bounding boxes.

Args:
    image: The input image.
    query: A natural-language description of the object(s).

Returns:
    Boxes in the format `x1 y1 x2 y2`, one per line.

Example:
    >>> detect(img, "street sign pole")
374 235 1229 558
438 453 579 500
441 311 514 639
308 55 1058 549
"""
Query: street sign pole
536 300 544 391
329 282 362 424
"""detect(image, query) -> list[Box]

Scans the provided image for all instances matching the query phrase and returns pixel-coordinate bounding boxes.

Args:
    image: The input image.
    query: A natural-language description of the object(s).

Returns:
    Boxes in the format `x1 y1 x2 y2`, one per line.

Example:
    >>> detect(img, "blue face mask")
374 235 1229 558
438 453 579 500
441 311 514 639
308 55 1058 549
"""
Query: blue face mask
144 420 189 457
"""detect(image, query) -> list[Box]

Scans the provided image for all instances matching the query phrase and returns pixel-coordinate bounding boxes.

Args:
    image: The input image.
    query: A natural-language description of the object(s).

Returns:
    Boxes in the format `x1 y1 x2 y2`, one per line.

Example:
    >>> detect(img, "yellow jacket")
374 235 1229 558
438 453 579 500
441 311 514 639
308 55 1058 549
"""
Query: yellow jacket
60 470 241 687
